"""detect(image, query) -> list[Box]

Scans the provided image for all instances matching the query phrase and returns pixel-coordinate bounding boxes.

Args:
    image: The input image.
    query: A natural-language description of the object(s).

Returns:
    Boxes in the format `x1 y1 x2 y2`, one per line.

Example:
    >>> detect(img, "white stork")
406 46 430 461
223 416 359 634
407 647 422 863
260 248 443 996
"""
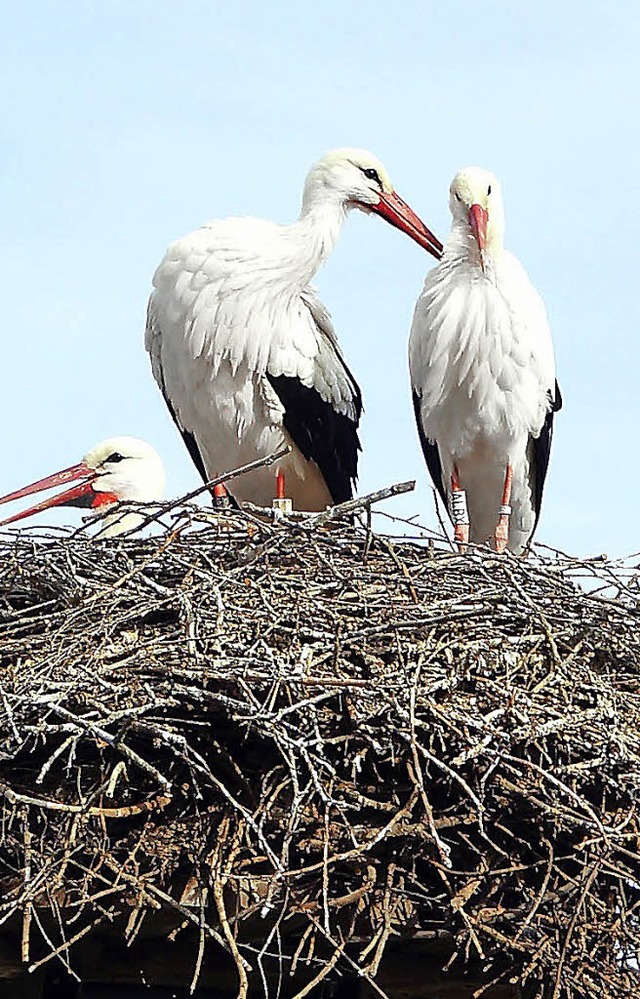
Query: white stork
0 437 165 537
409 167 561 554
146 147 442 511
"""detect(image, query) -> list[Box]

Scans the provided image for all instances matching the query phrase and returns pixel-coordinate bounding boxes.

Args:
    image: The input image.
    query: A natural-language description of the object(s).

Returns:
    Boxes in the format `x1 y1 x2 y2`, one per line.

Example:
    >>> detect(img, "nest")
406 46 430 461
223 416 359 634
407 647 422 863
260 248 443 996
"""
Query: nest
0 493 639 998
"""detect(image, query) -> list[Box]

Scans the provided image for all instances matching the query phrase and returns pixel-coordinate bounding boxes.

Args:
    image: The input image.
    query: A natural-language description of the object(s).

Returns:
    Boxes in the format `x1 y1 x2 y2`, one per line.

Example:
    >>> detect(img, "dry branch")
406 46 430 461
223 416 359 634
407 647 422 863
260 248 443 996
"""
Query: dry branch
0 498 639 997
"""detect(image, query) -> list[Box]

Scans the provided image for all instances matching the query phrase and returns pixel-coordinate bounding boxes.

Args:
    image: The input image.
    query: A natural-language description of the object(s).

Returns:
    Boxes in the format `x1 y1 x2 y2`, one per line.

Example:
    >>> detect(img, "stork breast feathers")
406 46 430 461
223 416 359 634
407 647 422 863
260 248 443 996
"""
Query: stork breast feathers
410 250 556 453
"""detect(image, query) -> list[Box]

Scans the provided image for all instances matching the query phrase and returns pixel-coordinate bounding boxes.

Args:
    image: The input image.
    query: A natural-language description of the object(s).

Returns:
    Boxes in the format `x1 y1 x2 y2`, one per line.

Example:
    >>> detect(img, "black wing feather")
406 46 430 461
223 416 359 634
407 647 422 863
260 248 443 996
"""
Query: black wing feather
178 427 209 484
412 390 448 510
267 374 362 505
530 379 562 531
158 383 240 510
154 362 209 484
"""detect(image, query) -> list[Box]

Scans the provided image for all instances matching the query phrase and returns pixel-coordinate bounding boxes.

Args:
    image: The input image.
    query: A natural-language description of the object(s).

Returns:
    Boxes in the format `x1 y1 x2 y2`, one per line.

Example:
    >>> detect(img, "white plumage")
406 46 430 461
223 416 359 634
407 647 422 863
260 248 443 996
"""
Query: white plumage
409 167 561 553
147 147 441 510
0 437 165 537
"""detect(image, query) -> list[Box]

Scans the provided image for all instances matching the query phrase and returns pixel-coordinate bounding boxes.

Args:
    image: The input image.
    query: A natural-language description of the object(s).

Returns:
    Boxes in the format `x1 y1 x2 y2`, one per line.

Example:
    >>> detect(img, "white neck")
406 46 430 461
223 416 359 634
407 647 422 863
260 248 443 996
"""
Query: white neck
283 193 349 286
93 508 151 539
447 219 504 268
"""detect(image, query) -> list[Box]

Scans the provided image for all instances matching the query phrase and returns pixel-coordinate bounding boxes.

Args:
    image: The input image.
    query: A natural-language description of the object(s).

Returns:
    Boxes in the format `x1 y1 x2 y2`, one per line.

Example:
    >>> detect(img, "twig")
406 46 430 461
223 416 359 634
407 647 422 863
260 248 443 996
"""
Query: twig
114 446 292 537
301 480 416 529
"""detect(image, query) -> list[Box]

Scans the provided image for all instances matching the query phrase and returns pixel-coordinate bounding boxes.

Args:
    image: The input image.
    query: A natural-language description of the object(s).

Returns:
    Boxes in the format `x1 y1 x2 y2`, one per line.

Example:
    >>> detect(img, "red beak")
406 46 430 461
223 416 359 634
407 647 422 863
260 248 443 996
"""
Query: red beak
0 461 112 528
469 203 488 271
372 190 443 259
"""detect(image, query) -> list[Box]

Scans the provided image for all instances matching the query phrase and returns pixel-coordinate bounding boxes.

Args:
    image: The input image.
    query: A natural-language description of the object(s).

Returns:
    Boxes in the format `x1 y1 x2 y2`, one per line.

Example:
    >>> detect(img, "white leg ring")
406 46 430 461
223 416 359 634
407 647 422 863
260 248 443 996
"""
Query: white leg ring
451 489 469 527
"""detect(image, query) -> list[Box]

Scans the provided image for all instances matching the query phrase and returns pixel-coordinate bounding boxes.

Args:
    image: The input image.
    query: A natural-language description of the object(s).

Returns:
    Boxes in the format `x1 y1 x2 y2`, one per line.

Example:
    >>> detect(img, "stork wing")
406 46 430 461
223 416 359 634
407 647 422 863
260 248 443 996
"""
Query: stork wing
146 221 363 505
266 289 362 505
411 390 447 509
529 379 562 531
145 299 209 484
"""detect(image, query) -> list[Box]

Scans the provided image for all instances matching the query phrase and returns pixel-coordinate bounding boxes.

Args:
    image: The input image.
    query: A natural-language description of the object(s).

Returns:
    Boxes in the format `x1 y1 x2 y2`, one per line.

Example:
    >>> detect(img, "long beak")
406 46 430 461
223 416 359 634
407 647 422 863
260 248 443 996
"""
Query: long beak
0 461 102 527
469 203 488 272
372 190 443 259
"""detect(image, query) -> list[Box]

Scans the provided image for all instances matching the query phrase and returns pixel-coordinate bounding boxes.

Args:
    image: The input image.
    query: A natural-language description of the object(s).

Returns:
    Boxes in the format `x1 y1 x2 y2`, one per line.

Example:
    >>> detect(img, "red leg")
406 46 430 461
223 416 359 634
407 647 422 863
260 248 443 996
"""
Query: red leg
450 466 469 549
494 464 513 553
272 468 292 514
213 482 230 509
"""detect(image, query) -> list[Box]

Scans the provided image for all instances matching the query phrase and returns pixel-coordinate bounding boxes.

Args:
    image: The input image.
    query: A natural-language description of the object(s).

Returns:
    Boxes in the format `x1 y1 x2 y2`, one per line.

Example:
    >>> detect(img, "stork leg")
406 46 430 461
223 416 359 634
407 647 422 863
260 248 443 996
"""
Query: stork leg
213 482 231 509
494 464 513 553
272 468 292 514
450 466 469 549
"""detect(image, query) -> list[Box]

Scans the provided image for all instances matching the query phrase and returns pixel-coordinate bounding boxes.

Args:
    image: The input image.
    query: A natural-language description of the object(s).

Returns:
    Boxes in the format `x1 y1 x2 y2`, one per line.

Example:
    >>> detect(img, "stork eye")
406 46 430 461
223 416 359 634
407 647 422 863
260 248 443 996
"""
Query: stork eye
361 167 381 185
455 192 462 202
487 185 492 195
105 452 125 464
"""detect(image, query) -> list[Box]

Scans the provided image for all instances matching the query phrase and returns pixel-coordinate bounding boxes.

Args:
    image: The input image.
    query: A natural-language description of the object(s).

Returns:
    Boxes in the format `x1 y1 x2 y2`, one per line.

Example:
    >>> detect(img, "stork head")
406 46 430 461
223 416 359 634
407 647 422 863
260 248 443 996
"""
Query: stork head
82 437 166 504
302 148 442 259
0 436 165 537
449 167 504 270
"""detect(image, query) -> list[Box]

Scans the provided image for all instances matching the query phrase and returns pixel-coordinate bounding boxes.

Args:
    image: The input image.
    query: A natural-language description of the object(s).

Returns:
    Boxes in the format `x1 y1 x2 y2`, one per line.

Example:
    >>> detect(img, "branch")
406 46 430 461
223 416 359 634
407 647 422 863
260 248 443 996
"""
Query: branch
302 479 416 528
88 446 292 539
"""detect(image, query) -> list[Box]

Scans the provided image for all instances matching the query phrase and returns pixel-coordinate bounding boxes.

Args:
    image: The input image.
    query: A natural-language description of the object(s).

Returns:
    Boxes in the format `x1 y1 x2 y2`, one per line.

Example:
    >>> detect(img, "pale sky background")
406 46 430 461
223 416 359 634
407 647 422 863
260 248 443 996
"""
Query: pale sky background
0 2 637 556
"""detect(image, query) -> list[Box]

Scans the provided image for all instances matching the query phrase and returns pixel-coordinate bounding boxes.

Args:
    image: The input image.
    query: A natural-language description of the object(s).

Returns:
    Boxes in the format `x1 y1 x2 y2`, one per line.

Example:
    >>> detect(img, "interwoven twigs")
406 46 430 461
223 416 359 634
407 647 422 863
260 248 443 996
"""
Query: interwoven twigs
0 506 639 997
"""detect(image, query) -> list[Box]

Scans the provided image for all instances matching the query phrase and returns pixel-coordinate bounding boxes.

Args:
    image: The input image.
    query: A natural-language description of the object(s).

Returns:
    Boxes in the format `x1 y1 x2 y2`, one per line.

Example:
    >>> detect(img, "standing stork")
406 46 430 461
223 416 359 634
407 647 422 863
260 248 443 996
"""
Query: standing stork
0 437 165 537
146 148 442 511
409 167 561 554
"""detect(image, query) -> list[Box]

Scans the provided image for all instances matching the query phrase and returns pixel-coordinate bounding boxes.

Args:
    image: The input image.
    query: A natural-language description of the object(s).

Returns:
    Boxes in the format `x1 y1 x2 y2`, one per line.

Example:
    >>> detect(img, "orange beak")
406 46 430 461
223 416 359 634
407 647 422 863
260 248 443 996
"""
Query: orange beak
372 190 443 259
0 462 115 528
469 203 488 271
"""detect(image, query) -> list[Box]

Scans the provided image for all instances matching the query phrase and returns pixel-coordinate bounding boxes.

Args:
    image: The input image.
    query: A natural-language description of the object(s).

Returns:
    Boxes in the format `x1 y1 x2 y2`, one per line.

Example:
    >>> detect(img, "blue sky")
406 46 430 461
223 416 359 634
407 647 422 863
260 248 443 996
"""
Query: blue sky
0 2 637 556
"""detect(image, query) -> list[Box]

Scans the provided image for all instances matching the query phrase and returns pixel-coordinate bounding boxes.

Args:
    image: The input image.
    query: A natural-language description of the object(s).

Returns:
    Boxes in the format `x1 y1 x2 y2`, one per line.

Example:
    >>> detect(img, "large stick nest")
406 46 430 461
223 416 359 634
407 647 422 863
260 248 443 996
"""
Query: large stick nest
0 499 639 998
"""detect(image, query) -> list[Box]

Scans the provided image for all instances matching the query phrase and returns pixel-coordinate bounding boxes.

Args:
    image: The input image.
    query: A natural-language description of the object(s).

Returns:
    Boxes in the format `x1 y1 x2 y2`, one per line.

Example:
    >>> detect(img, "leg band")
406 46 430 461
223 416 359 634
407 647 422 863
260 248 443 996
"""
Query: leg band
450 488 469 526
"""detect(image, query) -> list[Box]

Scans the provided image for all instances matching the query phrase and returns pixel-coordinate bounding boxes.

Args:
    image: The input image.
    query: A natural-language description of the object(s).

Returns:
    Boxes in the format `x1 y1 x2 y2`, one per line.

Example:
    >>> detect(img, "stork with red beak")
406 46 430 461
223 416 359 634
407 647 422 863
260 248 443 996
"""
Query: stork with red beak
0 437 165 537
146 147 442 512
409 167 561 554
